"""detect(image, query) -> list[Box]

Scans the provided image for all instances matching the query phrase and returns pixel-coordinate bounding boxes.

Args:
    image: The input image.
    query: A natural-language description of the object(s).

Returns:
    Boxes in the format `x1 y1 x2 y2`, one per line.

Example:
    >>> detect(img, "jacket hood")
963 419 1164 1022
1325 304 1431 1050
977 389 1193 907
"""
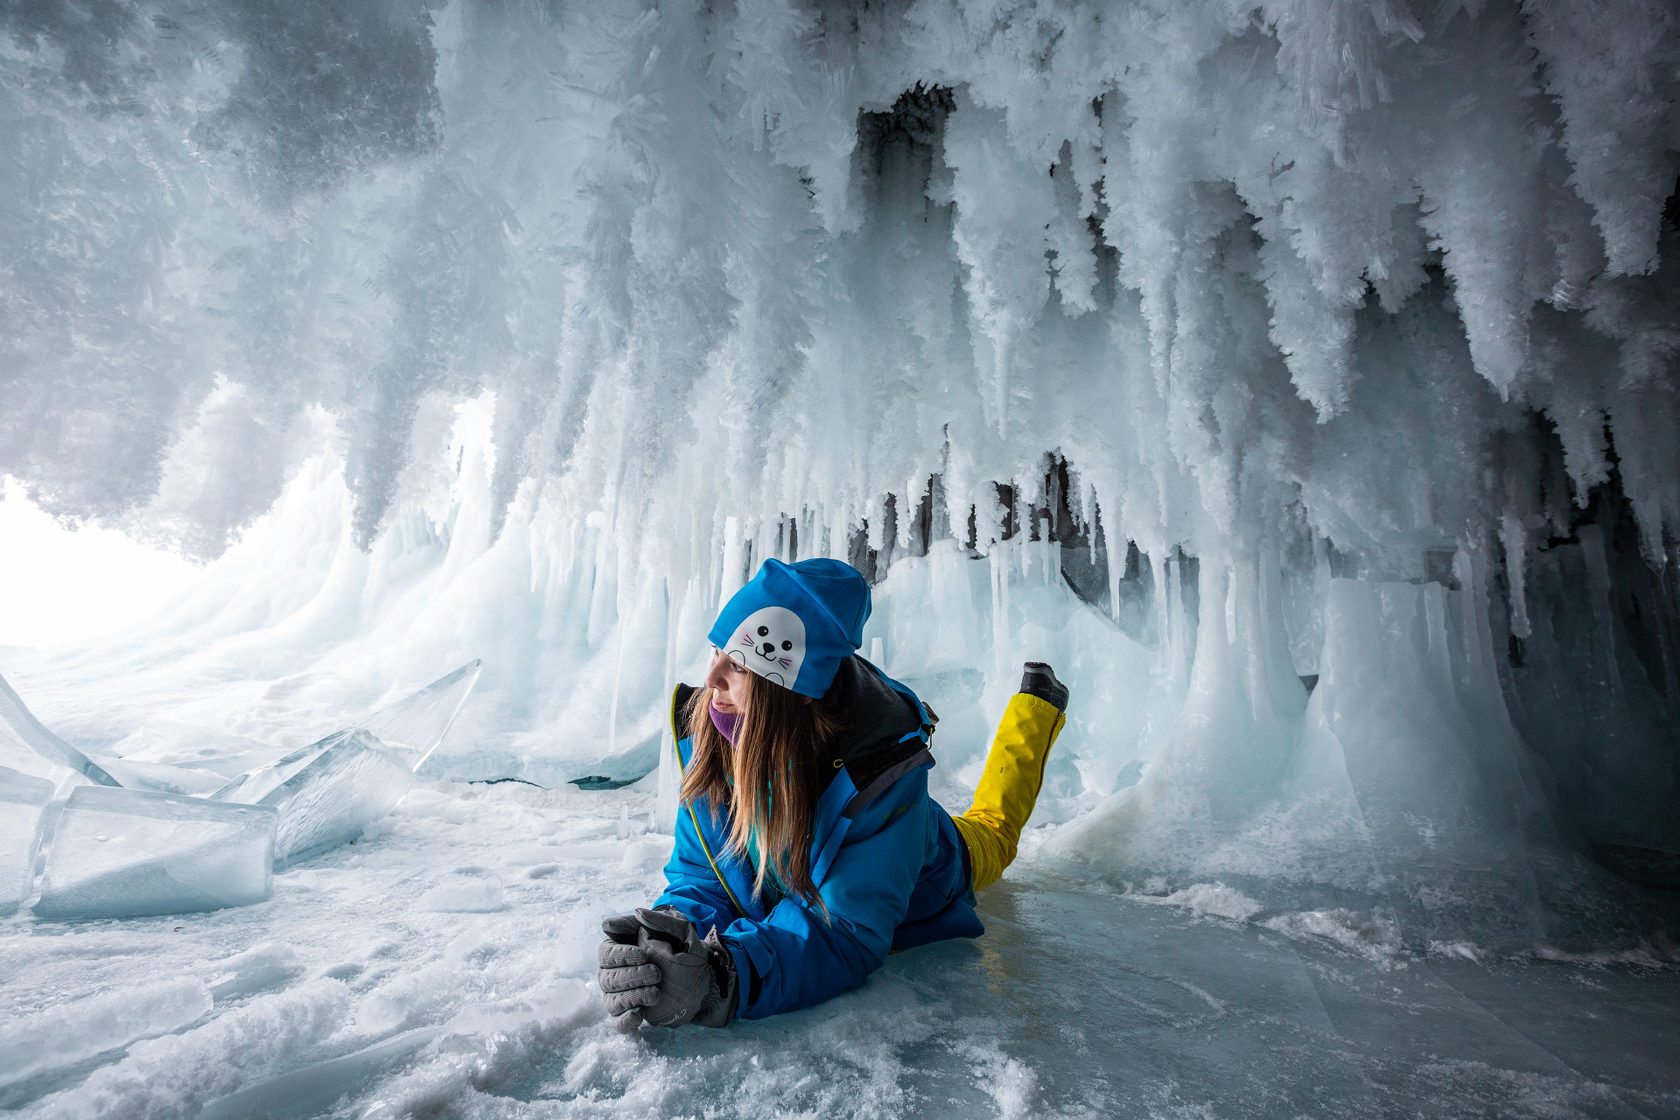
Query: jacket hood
824 657 935 814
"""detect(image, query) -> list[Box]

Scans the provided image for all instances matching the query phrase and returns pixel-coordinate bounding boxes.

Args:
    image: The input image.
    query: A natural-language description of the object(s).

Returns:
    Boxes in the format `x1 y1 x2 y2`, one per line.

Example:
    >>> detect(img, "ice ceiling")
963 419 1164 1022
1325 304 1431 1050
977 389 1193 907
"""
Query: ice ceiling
3 0 1678 946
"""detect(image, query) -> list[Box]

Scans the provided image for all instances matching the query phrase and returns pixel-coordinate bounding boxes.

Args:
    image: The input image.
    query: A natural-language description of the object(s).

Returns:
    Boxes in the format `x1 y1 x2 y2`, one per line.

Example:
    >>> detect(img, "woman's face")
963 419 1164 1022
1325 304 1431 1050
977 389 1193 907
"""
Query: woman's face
705 648 753 714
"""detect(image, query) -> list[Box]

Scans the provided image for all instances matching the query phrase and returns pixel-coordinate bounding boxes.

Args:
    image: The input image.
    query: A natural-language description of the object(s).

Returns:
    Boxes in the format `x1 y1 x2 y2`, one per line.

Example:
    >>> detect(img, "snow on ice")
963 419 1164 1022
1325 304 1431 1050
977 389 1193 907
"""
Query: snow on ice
1 0 1679 1115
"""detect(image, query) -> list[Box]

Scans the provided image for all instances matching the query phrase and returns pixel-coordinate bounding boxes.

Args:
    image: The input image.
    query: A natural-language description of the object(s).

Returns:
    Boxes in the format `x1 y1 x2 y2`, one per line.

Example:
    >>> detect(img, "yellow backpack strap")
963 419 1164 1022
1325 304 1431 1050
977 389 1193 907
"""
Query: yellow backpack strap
670 683 698 769
669 682 749 916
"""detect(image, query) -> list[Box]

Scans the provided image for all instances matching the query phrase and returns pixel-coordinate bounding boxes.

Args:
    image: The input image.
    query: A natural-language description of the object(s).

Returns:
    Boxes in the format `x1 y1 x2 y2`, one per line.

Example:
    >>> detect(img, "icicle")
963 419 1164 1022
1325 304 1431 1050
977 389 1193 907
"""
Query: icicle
990 549 1011 674
1034 513 1048 587
994 340 1010 437
1230 558 1264 725
829 507 849 566
1577 524 1624 696
1224 555 1240 674
1107 526 1124 622
1161 551 1194 694
1499 512 1531 640
720 515 748 606
1451 545 1508 712
605 544 637 762
1157 551 1174 655
657 575 684 829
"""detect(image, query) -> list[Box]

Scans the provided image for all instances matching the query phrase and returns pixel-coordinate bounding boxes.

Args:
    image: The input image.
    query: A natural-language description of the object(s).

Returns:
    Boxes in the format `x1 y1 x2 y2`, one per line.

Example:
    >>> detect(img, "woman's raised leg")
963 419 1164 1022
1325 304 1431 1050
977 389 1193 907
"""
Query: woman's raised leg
951 664 1068 891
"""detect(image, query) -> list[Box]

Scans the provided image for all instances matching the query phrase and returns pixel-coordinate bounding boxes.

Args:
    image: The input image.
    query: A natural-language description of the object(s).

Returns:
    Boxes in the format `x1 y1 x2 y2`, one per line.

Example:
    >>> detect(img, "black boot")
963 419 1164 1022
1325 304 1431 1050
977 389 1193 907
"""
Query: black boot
1019 662 1068 712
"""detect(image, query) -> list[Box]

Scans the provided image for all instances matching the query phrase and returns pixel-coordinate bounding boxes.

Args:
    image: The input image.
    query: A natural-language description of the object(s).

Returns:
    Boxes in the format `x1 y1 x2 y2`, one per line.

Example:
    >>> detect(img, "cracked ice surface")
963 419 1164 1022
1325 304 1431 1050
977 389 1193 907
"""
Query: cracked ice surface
2 0 1677 1108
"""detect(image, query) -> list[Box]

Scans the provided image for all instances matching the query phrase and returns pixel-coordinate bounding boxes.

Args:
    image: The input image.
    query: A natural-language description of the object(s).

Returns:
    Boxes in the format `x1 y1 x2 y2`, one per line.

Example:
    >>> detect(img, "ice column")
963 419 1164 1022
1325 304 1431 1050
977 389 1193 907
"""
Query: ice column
1297 574 1641 947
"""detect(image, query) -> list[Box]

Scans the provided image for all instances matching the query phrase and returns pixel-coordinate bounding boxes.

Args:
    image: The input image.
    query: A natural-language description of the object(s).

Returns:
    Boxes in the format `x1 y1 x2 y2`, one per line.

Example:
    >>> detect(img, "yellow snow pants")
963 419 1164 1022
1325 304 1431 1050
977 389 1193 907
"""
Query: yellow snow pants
950 692 1066 892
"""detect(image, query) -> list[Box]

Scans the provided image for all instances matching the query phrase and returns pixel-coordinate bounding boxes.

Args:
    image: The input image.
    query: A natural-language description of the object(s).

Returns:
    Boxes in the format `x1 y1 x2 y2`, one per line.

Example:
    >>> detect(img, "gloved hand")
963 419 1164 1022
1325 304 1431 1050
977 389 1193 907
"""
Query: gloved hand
597 907 737 1029
598 912 660 1030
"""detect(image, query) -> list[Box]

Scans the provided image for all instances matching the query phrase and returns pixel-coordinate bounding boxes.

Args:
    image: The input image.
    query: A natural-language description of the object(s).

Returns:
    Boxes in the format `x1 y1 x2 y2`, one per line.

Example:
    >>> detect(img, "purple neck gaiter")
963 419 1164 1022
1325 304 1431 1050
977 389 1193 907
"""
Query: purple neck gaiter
709 704 741 744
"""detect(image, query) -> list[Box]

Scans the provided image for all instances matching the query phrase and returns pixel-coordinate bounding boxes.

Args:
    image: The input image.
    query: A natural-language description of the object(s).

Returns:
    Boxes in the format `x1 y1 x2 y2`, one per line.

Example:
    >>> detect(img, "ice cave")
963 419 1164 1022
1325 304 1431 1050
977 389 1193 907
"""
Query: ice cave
2 0 1678 1116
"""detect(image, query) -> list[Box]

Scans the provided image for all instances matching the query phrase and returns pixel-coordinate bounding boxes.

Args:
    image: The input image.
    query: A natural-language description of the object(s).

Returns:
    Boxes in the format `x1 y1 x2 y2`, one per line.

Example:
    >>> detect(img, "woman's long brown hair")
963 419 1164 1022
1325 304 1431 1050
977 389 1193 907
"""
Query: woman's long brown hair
681 669 846 908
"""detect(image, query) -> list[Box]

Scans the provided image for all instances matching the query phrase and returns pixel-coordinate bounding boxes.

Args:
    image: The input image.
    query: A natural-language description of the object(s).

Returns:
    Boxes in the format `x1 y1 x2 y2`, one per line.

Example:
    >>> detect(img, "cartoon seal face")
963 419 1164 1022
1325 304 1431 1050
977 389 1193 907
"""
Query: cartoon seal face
726 605 806 688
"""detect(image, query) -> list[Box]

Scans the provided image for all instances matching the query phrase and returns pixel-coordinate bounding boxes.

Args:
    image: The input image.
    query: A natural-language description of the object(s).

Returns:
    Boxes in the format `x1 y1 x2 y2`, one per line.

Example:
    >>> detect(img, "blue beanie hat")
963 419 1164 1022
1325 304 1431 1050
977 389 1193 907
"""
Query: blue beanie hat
708 558 871 698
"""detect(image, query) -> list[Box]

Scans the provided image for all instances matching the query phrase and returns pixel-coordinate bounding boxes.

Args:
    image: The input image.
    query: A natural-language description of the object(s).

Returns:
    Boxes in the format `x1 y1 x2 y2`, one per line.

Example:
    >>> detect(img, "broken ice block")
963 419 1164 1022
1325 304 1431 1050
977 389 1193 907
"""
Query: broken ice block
355 659 482 772
0 671 121 786
216 729 414 864
209 660 481 806
0 718 57 785
34 786 276 919
265 729 414 863
211 732 339 808
0 765 54 915
205 662 480 865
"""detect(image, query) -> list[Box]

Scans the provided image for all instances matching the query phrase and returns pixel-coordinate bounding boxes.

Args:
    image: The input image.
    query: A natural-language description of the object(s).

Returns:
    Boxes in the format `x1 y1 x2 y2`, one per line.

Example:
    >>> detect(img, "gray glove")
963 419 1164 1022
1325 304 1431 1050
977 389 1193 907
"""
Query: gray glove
597 907 737 1029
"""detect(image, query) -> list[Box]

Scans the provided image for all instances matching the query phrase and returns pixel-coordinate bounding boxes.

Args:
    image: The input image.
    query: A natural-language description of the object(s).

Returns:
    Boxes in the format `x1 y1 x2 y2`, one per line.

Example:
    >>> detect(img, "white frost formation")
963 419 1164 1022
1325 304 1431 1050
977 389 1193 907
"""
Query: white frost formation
4 1 1676 565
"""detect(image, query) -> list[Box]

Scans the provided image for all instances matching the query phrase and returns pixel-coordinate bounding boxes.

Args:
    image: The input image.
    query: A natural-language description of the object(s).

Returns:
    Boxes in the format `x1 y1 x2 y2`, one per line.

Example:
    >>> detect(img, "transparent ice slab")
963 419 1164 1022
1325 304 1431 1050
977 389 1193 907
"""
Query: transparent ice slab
211 730 342 808
34 786 276 920
210 727 415 866
353 660 482 772
0 766 55 916
212 660 483 808
235 729 415 864
0 672 121 787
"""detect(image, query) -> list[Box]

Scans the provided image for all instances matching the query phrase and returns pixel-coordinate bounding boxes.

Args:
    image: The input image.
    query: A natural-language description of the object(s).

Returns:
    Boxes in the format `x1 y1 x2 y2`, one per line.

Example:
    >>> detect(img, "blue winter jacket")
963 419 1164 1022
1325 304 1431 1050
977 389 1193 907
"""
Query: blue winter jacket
655 657 984 1019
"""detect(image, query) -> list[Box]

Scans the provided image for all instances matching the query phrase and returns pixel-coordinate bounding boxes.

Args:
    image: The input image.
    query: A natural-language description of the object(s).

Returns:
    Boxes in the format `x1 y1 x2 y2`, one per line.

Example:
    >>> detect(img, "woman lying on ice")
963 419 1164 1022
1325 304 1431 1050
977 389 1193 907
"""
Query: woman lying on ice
597 556 1068 1027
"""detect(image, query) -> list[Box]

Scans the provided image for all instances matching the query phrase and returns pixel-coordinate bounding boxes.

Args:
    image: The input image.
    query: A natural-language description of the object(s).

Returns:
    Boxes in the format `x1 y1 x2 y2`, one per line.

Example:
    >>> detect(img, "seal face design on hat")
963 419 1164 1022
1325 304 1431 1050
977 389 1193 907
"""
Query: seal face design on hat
727 605 807 688
707 557 867 697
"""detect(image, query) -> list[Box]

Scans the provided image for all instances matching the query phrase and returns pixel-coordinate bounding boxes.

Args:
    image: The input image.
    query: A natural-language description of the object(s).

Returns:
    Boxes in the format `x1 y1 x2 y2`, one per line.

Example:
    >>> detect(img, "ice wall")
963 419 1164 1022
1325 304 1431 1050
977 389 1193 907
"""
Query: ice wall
2 1 1677 946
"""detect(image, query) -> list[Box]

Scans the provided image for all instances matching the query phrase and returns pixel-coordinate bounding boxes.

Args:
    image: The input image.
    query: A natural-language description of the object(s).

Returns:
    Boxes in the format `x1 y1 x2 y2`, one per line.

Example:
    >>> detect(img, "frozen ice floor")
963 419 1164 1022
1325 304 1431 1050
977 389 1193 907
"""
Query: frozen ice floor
3 779 1676 1120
